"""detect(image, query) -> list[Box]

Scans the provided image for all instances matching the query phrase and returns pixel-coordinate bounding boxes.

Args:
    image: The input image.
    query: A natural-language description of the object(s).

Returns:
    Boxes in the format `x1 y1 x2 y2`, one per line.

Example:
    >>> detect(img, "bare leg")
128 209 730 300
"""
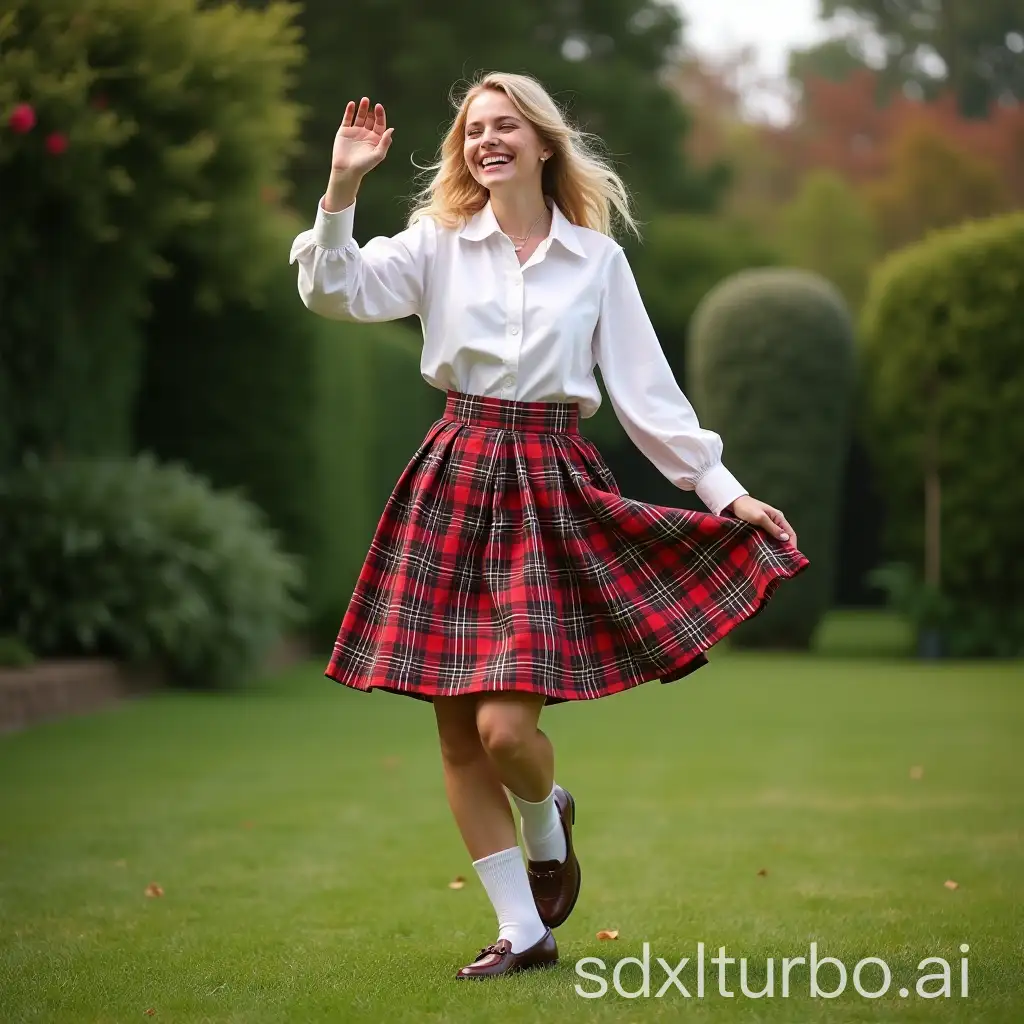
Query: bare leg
435 693 549 957
476 692 567 865
433 694 517 861
475 692 552 800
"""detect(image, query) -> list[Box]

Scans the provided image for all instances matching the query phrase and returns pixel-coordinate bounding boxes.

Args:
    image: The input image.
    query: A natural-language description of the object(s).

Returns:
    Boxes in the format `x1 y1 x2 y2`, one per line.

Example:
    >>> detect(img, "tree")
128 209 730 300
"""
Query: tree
788 36 871 91
780 170 879 309
864 117 1009 250
860 212 1024 655
764 68 1024 211
0 0 302 467
263 0 722 239
817 0 1024 117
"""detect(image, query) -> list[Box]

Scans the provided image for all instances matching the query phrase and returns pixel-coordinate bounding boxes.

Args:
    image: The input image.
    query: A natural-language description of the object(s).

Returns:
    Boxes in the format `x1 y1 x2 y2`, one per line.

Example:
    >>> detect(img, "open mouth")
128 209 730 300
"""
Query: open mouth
480 154 513 172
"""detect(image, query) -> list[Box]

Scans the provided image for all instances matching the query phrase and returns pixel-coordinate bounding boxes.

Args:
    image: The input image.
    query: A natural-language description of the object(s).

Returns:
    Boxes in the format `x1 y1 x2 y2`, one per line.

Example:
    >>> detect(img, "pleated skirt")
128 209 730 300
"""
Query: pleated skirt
325 390 809 703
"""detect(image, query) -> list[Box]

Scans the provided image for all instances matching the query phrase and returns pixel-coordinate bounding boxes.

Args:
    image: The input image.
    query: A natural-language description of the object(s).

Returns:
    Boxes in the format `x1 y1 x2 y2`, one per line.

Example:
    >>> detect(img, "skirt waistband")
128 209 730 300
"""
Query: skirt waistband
443 390 580 434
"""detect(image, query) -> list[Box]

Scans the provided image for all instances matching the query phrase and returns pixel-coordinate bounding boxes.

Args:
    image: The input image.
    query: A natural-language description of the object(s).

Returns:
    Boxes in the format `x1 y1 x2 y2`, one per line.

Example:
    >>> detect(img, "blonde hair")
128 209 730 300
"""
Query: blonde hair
407 71 640 240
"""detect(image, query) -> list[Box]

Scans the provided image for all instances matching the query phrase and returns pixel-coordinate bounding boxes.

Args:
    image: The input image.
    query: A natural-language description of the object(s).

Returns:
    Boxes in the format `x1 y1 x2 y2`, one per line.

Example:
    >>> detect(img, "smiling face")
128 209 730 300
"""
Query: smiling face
463 88 551 192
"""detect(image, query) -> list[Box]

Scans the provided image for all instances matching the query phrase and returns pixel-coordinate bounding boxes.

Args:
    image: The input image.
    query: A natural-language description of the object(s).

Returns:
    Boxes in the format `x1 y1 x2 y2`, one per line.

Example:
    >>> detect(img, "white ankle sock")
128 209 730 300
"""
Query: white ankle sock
472 846 549 953
509 783 567 863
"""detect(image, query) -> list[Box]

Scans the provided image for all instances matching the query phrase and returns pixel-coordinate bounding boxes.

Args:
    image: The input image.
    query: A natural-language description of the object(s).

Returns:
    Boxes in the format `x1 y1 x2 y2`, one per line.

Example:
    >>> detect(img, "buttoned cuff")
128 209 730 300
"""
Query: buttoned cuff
312 198 356 249
695 463 747 517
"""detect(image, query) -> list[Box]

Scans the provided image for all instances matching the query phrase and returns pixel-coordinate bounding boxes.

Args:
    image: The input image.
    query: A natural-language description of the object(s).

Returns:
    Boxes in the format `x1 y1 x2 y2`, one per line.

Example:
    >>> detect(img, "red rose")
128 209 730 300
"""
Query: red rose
45 132 69 155
8 103 36 133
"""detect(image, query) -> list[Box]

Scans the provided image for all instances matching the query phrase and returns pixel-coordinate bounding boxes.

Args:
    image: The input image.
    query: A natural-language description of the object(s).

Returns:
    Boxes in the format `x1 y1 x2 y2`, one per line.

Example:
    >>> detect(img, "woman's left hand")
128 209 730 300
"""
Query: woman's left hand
726 495 797 548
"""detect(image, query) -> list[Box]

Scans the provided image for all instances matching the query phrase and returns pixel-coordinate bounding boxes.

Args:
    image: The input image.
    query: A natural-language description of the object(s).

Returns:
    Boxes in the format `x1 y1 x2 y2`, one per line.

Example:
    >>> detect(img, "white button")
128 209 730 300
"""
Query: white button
511 327 519 335
504 376 514 388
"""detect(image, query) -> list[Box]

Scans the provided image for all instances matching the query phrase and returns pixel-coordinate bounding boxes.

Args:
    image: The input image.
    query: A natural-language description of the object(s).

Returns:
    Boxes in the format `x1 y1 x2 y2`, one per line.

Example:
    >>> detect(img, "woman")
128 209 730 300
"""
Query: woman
290 71 808 980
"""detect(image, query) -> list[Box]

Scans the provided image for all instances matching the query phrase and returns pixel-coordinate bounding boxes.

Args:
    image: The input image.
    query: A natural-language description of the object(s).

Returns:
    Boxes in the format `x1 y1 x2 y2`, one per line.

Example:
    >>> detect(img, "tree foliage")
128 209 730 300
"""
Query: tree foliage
864 117 1008 250
780 170 879 309
270 0 722 237
0 0 303 467
815 0 1024 116
859 212 1024 655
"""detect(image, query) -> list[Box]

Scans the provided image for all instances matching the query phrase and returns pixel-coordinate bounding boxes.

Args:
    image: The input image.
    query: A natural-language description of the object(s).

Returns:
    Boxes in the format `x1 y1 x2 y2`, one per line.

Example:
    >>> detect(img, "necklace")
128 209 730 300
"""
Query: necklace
504 207 548 252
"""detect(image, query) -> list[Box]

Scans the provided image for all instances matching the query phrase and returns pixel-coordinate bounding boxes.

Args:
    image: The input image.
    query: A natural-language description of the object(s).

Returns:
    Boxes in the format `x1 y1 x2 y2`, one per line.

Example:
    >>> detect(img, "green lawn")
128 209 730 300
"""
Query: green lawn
1 613 1022 1023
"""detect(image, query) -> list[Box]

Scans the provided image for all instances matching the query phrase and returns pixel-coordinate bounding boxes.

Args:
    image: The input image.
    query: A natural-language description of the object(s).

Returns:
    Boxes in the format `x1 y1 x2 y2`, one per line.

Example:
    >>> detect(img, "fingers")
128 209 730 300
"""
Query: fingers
342 98 389 140
762 508 793 544
757 512 786 544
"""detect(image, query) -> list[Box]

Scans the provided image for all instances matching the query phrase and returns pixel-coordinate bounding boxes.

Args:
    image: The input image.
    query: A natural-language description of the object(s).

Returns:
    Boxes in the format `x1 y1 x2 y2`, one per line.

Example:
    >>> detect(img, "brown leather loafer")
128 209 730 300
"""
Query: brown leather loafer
527 784 581 928
455 929 558 980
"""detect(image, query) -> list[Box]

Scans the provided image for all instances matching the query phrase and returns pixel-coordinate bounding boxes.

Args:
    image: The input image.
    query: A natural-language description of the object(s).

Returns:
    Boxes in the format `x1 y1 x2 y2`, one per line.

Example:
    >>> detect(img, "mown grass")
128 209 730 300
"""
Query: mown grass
1 612 1021 1022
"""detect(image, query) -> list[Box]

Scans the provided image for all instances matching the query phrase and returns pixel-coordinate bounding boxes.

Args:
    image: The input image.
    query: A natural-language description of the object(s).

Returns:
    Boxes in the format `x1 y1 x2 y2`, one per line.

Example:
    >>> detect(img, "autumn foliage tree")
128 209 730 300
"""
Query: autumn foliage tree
864 118 1009 250
753 69 1022 260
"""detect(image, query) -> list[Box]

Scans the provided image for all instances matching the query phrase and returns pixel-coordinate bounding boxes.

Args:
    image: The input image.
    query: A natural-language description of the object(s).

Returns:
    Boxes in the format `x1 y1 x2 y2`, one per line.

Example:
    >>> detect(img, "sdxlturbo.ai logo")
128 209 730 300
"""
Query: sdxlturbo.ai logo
575 942 970 1000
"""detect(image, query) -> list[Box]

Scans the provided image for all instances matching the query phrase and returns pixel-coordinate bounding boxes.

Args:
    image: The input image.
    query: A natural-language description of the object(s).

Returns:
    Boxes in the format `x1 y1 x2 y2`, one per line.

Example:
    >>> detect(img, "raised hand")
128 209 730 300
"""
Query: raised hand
332 97 394 178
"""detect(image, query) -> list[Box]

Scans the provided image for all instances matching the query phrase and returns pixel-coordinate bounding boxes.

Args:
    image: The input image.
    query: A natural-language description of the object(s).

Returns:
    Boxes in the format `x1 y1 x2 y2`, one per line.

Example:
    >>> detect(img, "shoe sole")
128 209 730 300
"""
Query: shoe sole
548 789 582 929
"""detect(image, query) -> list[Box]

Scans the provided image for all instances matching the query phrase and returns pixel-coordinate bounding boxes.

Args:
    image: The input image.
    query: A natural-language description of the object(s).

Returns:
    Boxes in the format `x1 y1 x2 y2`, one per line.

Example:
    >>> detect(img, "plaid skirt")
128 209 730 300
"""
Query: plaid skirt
326 390 809 704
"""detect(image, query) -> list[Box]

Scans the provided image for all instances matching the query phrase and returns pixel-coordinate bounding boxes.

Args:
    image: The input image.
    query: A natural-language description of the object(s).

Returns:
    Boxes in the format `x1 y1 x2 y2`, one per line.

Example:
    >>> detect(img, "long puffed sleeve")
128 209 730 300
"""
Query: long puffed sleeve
288 199 434 322
593 247 748 516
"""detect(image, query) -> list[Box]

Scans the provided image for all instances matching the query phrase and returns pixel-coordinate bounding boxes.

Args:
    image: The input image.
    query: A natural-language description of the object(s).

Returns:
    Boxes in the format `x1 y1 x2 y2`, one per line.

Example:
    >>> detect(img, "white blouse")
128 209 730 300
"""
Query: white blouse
289 198 748 516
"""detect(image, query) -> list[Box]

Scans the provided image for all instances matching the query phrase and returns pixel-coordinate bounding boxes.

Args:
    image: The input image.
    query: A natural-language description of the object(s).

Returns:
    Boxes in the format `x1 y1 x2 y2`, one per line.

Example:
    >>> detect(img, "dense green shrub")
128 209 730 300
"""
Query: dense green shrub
0 0 301 468
0 455 302 686
688 268 857 648
135 212 318 579
860 212 1024 656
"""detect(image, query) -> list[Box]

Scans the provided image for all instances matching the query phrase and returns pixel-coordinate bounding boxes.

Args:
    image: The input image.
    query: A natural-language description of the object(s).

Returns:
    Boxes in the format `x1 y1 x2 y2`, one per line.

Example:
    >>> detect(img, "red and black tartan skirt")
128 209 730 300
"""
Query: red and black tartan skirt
326 390 809 704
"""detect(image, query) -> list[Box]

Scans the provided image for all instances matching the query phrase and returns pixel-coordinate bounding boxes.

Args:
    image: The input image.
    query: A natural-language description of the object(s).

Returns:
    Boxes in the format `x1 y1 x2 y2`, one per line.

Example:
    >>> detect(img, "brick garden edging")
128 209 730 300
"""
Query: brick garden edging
0 660 163 736
0 635 312 735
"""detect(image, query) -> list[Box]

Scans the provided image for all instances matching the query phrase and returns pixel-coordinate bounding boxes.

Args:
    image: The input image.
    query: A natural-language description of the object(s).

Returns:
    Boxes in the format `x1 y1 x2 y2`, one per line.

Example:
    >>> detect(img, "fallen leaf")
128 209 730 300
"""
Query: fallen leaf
144 1010 156 1017
756 868 768 877
910 765 924 780
448 876 466 890
144 883 164 898
596 929 619 940
944 879 959 890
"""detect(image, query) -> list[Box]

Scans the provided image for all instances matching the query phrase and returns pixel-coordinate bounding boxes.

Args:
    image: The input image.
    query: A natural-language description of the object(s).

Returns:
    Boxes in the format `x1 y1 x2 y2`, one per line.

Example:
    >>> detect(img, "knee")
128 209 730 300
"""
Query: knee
476 705 535 762
437 720 485 768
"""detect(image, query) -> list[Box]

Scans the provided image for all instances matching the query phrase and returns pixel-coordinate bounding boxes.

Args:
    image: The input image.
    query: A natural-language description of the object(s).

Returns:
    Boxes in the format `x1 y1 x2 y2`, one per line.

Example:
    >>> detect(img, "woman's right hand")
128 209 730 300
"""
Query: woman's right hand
332 97 394 179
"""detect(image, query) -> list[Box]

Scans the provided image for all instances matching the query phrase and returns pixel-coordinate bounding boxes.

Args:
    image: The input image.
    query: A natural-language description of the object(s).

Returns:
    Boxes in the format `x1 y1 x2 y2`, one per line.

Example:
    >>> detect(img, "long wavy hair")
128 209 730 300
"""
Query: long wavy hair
407 72 640 240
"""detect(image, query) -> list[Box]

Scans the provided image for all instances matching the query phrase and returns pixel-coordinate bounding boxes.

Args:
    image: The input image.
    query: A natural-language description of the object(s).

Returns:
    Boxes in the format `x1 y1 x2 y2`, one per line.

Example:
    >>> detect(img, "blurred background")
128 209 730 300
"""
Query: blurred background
1 0 1022 697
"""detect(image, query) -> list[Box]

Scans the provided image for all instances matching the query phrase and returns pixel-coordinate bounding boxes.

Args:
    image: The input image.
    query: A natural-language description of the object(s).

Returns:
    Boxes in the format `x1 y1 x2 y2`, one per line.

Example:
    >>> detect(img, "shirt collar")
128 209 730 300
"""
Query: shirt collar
458 199 588 259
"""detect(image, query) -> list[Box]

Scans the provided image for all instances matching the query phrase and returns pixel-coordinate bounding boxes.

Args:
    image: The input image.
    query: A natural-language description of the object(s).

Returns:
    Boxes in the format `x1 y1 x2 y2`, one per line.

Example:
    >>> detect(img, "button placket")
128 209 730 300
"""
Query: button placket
502 264 524 397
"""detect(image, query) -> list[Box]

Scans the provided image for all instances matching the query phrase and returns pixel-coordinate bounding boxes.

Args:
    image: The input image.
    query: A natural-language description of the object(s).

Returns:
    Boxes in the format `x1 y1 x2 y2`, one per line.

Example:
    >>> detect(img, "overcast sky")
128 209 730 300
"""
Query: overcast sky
676 0 835 120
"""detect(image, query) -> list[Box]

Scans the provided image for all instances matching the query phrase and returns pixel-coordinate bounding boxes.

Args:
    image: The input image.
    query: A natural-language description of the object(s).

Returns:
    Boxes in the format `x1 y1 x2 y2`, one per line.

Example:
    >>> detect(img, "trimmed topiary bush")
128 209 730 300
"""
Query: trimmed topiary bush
860 212 1024 657
0 455 303 686
688 268 857 648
